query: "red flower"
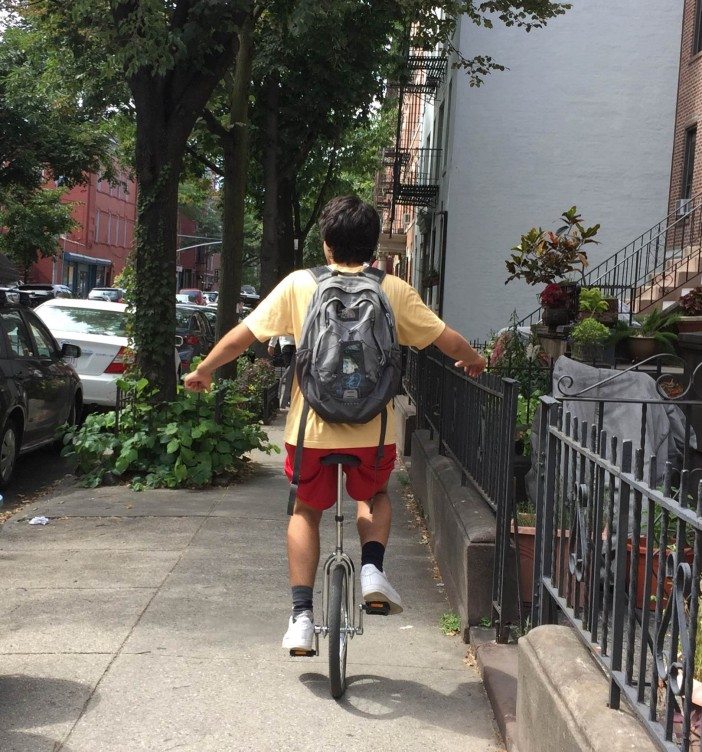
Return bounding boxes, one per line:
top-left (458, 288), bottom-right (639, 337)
top-left (539, 283), bottom-right (569, 308)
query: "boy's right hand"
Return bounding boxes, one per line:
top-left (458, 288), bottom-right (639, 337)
top-left (455, 353), bottom-right (487, 379)
top-left (183, 367), bottom-right (212, 392)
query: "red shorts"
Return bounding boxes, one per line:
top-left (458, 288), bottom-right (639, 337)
top-left (284, 443), bottom-right (397, 511)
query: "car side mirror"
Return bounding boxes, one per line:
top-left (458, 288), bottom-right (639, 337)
top-left (174, 335), bottom-right (184, 347)
top-left (61, 343), bottom-right (81, 358)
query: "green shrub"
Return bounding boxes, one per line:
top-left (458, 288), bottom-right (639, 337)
top-left (61, 377), bottom-right (278, 490)
top-left (571, 317), bottom-right (609, 344)
top-left (578, 287), bottom-right (609, 314)
top-left (233, 358), bottom-right (279, 422)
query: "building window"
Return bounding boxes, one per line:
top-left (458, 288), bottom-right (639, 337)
top-left (695, 0), bottom-right (702, 54)
top-left (682, 126), bottom-right (697, 199)
top-left (443, 79), bottom-right (453, 171)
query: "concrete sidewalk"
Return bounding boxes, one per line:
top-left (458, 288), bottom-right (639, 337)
top-left (0, 416), bottom-right (502, 752)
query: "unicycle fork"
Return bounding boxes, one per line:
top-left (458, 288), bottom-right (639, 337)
top-left (317, 454), bottom-right (365, 699)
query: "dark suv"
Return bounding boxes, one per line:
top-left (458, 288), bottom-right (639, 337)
top-left (0, 289), bottom-right (83, 486)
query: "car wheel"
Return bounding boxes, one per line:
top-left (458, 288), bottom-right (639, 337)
top-left (0, 417), bottom-right (20, 488)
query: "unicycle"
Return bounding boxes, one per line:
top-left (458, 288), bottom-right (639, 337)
top-left (288, 453), bottom-right (390, 699)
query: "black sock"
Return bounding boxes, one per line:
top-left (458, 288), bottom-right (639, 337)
top-left (291, 585), bottom-right (313, 618)
top-left (361, 541), bottom-right (385, 572)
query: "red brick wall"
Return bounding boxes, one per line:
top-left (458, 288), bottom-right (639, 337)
top-left (669, 0), bottom-right (702, 211)
top-left (32, 169), bottom-right (137, 287)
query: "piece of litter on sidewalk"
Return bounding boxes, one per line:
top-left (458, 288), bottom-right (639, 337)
top-left (28, 516), bottom-right (50, 526)
top-left (399, 625), bottom-right (414, 630)
top-left (435, 582), bottom-right (444, 587)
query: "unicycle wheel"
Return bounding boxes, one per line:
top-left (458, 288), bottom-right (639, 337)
top-left (328, 563), bottom-right (349, 698)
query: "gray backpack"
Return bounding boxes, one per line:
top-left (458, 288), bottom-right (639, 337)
top-left (287, 266), bottom-right (402, 513)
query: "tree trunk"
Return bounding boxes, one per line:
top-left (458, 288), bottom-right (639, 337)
top-left (216, 23), bottom-right (253, 381)
top-left (132, 99), bottom-right (182, 401)
top-left (278, 175), bottom-right (295, 275)
top-left (260, 76), bottom-right (280, 298)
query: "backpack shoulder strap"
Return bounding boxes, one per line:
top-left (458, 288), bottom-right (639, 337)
top-left (308, 266), bottom-right (332, 284)
top-left (363, 266), bottom-right (386, 285)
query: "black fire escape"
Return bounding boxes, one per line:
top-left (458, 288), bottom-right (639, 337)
top-left (376, 51), bottom-right (447, 233)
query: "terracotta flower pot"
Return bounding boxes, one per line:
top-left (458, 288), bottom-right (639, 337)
top-left (628, 335), bottom-right (659, 362)
top-left (625, 537), bottom-right (694, 611)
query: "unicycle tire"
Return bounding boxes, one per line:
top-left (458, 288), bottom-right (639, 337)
top-left (328, 563), bottom-right (348, 699)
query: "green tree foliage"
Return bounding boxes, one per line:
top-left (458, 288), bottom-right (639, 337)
top-left (0, 190), bottom-right (75, 276)
top-left (0, 23), bottom-right (113, 271)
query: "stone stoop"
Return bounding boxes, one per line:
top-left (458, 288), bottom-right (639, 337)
top-left (470, 626), bottom-right (520, 752)
top-left (409, 429), bottom-right (499, 640)
top-left (517, 626), bottom-right (657, 752)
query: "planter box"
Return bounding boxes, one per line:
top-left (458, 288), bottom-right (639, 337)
top-left (678, 316), bottom-right (702, 334)
top-left (535, 329), bottom-right (568, 360)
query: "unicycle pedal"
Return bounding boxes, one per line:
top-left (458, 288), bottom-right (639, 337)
top-left (363, 600), bottom-right (390, 616)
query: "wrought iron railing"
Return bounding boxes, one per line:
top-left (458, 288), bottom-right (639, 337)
top-left (519, 196), bottom-right (702, 328)
top-left (531, 361), bottom-right (702, 751)
top-left (403, 345), bottom-right (519, 640)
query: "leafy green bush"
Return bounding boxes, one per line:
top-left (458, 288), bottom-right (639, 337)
top-left (61, 377), bottom-right (278, 489)
top-left (233, 358), bottom-right (279, 421)
top-left (578, 287), bottom-right (609, 314)
top-left (571, 317), bottom-right (609, 344)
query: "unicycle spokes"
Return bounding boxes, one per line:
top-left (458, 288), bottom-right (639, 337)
top-left (328, 563), bottom-right (349, 698)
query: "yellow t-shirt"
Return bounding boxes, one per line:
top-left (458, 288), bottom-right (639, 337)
top-left (244, 266), bottom-right (445, 448)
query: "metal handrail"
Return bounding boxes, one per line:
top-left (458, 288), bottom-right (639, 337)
top-left (518, 194), bottom-right (702, 327)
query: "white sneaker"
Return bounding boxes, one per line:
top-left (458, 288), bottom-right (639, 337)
top-left (282, 610), bottom-right (315, 653)
top-left (361, 564), bottom-right (403, 614)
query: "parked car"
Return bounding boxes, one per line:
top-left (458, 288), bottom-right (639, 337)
top-left (203, 291), bottom-right (218, 306)
top-left (35, 299), bottom-right (180, 407)
top-left (13, 283), bottom-right (73, 308)
top-left (0, 288), bottom-right (82, 486)
top-left (240, 286), bottom-right (259, 309)
top-left (88, 287), bottom-right (126, 303)
top-left (178, 288), bottom-right (206, 306)
top-left (175, 304), bottom-right (215, 371)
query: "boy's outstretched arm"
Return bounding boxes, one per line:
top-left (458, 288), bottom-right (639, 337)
top-left (183, 323), bottom-right (257, 392)
top-left (433, 325), bottom-right (487, 379)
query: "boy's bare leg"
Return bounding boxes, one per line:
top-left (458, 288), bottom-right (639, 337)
top-left (356, 485), bottom-right (391, 546)
top-left (287, 500), bottom-right (323, 587)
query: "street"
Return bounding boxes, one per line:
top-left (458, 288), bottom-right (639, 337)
top-left (0, 445), bottom-right (73, 524)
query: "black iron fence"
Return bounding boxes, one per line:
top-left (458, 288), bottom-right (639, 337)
top-left (403, 345), bottom-right (519, 639)
top-left (531, 368), bottom-right (702, 751)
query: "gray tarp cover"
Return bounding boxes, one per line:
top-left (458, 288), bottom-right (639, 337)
top-left (527, 357), bottom-right (695, 504)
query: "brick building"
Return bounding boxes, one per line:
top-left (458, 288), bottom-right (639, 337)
top-left (32, 170), bottom-right (137, 296)
top-left (176, 213), bottom-right (219, 292)
top-left (669, 0), bottom-right (702, 212)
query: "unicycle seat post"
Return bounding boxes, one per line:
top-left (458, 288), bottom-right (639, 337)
top-left (319, 453), bottom-right (361, 556)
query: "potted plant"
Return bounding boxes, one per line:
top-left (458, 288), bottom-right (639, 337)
top-left (505, 206), bottom-right (600, 317)
top-left (578, 287), bottom-right (618, 325)
top-left (628, 309), bottom-right (681, 361)
top-left (539, 283), bottom-right (571, 329)
top-left (570, 317), bottom-right (612, 364)
top-left (678, 287), bottom-right (702, 333)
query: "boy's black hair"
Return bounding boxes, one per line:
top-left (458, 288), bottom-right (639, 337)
top-left (318, 195), bottom-right (380, 265)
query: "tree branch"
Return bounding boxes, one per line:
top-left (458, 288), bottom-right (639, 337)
top-left (185, 144), bottom-right (224, 176)
top-left (301, 149), bottom-right (338, 243)
top-left (201, 108), bottom-right (231, 141)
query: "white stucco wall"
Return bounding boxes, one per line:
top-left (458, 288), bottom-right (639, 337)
top-left (438, 0), bottom-right (683, 340)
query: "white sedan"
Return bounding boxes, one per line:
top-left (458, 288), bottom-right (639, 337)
top-left (35, 299), bottom-right (180, 407)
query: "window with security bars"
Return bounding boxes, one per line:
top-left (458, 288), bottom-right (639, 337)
top-left (682, 125), bottom-right (697, 199)
top-left (695, 0), bottom-right (702, 54)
